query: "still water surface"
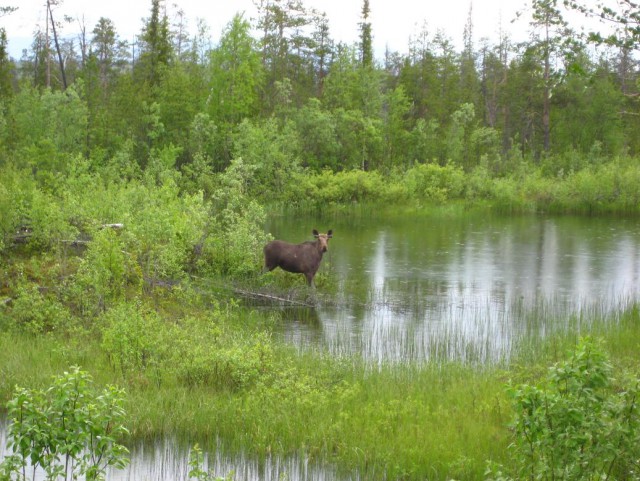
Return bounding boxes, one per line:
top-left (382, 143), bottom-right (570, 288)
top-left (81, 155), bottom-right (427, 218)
top-left (265, 210), bottom-right (640, 364)
top-left (0, 430), bottom-right (353, 481)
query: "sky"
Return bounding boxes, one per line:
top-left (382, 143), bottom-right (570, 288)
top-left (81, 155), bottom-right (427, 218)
top-left (2, 0), bottom-right (529, 60)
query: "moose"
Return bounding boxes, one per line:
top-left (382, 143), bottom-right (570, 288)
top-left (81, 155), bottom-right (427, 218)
top-left (263, 229), bottom-right (333, 287)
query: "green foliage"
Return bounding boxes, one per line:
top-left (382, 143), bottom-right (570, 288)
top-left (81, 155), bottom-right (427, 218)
top-left (405, 162), bottom-right (466, 203)
top-left (291, 168), bottom-right (395, 205)
top-left (232, 118), bottom-right (301, 197)
top-left (2, 284), bottom-right (70, 336)
top-left (8, 85), bottom-right (88, 166)
top-left (0, 366), bottom-right (129, 481)
top-left (446, 102), bottom-right (476, 169)
top-left (185, 113), bottom-right (219, 175)
top-left (489, 338), bottom-right (640, 480)
top-left (73, 227), bottom-right (141, 315)
top-left (125, 181), bottom-right (208, 281)
top-left (187, 444), bottom-right (233, 481)
top-left (0, 167), bottom-right (31, 251)
top-left (409, 118), bottom-right (442, 164)
top-left (291, 98), bottom-right (340, 171)
top-left (208, 14), bottom-right (263, 125)
top-left (174, 330), bottom-right (274, 390)
top-left (100, 302), bottom-right (165, 377)
top-left (200, 157), bottom-right (270, 277)
top-left (333, 107), bottom-right (383, 171)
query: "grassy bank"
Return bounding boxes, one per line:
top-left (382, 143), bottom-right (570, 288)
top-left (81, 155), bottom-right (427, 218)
top-left (1, 285), bottom-right (639, 480)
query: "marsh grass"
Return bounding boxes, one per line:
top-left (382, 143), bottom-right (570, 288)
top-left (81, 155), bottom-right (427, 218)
top-left (1, 282), bottom-right (639, 481)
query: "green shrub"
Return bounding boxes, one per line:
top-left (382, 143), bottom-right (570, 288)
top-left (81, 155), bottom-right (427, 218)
top-left (488, 337), bottom-right (640, 480)
top-left (188, 443), bottom-right (234, 481)
top-left (199, 158), bottom-right (269, 277)
top-left (0, 366), bottom-right (129, 481)
top-left (100, 303), bottom-right (165, 377)
top-left (405, 163), bottom-right (465, 203)
top-left (2, 284), bottom-right (70, 335)
top-left (174, 331), bottom-right (274, 390)
top-left (73, 228), bottom-right (141, 315)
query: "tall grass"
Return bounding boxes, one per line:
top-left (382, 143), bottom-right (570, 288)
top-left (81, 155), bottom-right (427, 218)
top-left (2, 299), bottom-right (639, 480)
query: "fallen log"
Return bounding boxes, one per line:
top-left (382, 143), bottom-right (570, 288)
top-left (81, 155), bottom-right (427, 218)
top-left (232, 287), bottom-right (316, 307)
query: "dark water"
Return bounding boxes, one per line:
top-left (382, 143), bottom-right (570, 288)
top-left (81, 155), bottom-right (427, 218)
top-left (265, 210), bottom-right (640, 364)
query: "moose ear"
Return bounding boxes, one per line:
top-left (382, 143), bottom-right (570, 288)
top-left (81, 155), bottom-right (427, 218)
top-left (327, 230), bottom-right (333, 237)
top-left (313, 229), bottom-right (319, 237)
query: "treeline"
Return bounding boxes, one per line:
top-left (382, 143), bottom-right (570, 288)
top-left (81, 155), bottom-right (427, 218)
top-left (0, 0), bottom-right (638, 182)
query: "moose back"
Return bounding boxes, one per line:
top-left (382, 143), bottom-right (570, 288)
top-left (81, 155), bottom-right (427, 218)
top-left (263, 229), bottom-right (333, 287)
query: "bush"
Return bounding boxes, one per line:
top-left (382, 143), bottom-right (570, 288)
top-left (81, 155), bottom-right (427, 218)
top-left (2, 284), bottom-right (71, 335)
top-left (100, 303), bottom-right (165, 378)
top-left (174, 330), bottom-right (274, 390)
top-left (488, 337), bottom-right (640, 480)
top-left (198, 158), bottom-right (270, 277)
top-left (0, 366), bottom-right (129, 481)
top-left (405, 163), bottom-right (465, 203)
top-left (72, 228), bottom-right (141, 315)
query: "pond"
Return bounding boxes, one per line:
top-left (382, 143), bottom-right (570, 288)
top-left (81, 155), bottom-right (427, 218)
top-left (264, 208), bottom-right (640, 365)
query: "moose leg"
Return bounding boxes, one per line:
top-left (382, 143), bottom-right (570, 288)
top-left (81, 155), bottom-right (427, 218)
top-left (305, 272), bottom-right (316, 287)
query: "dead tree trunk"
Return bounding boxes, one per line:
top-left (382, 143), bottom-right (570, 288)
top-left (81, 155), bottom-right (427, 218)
top-left (48, 0), bottom-right (67, 89)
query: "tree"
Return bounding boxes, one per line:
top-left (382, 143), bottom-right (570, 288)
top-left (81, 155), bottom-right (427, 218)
top-left (291, 98), bottom-right (339, 170)
top-left (0, 5), bottom-right (17, 17)
top-left (0, 7), bottom-right (17, 96)
top-left (528, 0), bottom-right (576, 153)
top-left (46, 0), bottom-right (68, 89)
top-left (489, 338), bottom-right (640, 480)
top-left (91, 17), bottom-right (128, 90)
top-left (171, 6), bottom-right (191, 60)
top-left (382, 85), bottom-right (411, 169)
top-left (207, 14), bottom-right (264, 166)
top-left (460, 3), bottom-right (481, 107)
top-left (432, 32), bottom-right (463, 127)
top-left (0, 367), bottom-right (130, 481)
top-left (400, 22), bottom-right (438, 119)
top-left (563, 0), bottom-right (640, 50)
top-left (0, 28), bottom-right (13, 98)
top-left (209, 14), bottom-right (263, 125)
top-left (255, 0), bottom-right (317, 107)
top-left (478, 34), bottom-right (509, 132)
top-left (359, 0), bottom-right (373, 68)
top-left (550, 49), bottom-right (625, 158)
top-left (311, 12), bottom-right (333, 96)
top-left (136, 0), bottom-right (173, 88)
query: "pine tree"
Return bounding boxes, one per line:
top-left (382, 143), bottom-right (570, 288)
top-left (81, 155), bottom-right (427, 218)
top-left (359, 0), bottom-right (373, 68)
top-left (0, 28), bottom-right (13, 98)
top-left (136, 0), bottom-right (173, 88)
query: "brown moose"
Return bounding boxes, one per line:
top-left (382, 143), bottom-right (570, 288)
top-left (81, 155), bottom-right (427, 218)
top-left (263, 229), bottom-right (333, 287)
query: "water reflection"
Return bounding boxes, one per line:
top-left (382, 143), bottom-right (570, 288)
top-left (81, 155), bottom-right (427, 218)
top-left (0, 429), bottom-right (353, 481)
top-left (266, 213), bottom-right (640, 364)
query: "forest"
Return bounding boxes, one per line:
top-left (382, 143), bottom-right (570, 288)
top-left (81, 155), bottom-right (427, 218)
top-left (1, 0), bottom-right (640, 479)
top-left (0, 0), bottom-right (639, 179)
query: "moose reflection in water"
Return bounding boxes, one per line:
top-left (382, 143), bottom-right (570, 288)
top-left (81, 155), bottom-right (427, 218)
top-left (263, 229), bottom-right (333, 287)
